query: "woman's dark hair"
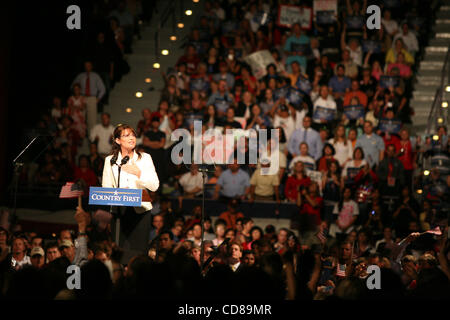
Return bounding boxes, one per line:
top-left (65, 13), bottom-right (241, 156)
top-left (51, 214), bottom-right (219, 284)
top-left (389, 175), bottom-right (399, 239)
top-left (353, 147), bottom-right (365, 160)
top-left (323, 143), bottom-right (336, 156)
top-left (338, 187), bottom-right (354, 211)
top-left (250, 226), bottom-right (264, 240)
top-left (326, 160), bottom-right (341, 178)
top-left (111, 124), bottom-right (141, 160)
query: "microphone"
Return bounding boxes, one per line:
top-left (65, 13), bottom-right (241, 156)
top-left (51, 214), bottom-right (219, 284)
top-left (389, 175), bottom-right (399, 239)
top-left (121, 156), bottom-right (130, 166)
top-left (110, 155), bottom-right (118, 166)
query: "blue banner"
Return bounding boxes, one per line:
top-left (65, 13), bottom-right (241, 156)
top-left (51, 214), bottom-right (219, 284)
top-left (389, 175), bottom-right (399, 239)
top-left (89, 187), bottom-right (142, 207)
top-left (380, 76), bottom-right (400, 89)
top-left (316, 11), bottom-right (335, 24)
top-left (313, 106), bottom-right (336, 121)
top-left (274, 86), bottom-right (289, 101)
top-left (286, 87), bottom-right (305, 107)
top-left (378, 118), bottom-right (402, 134)
top-left (346, 16), bottom-right (364, 29)
top-left (291, 43), bottom-right (310, 54)
top-left (344, 104), bottom-right (365, 120)
top-left (362, 40), bottom-right (381, 53)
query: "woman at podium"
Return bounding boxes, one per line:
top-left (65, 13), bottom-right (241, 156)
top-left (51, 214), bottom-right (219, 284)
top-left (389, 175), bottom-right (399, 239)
top-left (102, 124), bottom-right (159, 263)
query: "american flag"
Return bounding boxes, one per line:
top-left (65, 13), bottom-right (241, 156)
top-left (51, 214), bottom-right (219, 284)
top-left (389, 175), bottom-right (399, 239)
top-left (59, 182), bottom-right (84, 198)
top-left (336, 264), bottom-right (346, 277)
top-left (426, 226), bottom-right (442, 236)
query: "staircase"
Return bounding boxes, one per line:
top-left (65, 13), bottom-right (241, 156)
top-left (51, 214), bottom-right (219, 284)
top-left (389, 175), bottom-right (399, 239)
top-left (104, 0), bottom-right (204, 129)
top-left (412, 1), bottom-right (450, 134)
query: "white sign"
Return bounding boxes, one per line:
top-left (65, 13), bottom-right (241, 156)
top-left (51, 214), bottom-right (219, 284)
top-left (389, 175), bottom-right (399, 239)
top-left (243, 50), bottom-right (277, 80)
top-left (277, 5), bottom-right (312, 29)
top-left (313, 0), bottom-right (337, 13)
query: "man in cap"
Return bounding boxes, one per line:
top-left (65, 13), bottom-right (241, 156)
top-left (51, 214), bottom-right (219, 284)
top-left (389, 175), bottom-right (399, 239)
top-left (30, 247), bottom-right (45, 269)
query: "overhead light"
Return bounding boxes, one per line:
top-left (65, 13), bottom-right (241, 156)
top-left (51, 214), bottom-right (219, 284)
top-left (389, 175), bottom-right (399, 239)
top-left (145, 78), bottom-right (152, 83)
top-left (424, 170), bottom-right (430, 176)
top-left (135, 92), bottom-right (143, 98)
top-left (138, 20), bottom-right (143, 25)
top-left (193, 0), bottom-right (199, 3)
top-left (177, 23), bottom-right (184, 28)
top-left (126, 107), bottom-right (133, 113)
top-left (437, 117), bottom-right (444, 123)
top-left (161, 49), bottom-right (169, 55)
top-left (170, 35), bottom-right (177, 41)
top-left (153, 62), bottom-right (160, 69)
top-left (185, 10), bottom-right (193, 16)
top-left (433, 134), bottom-right (439, 141)
top-left (446, 85), bottom-right (450, 92)
top-left (416, 189), bottom-right (423, 194)
top-left (442, 101), bottom-right (448, 108)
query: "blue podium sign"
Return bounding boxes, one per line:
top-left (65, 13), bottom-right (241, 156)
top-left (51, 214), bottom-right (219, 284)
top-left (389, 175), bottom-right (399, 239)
top-left (88, 187), bottom-right (142, 207)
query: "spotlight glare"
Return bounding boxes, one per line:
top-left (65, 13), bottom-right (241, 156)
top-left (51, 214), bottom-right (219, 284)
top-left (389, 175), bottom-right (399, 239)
top-left (433, 134), bottom-right (439, 141)
top-left (153, 62), bottom-right (160, 69)
top-left (193, 0), bottom-right (199, 3)
top-left (177, 23), bottom-right (184, 28)
top-left (185, 10), bottom-right (192, 16)
top-left (126, 107), bottom-right (133, 113)
top-left (135, 92), bottom-right (143, 98)
top-left (170, 35), bottom-right (177, 41)
top-left (145, 78), bottom-right (152, 83)
top-left (446, 85), bottom-right (450, 92)
top-left (442, 101), bottom-right (448, 108)
top-left (416, 189), bottom-right (423, 194)
top-left (424, 170), bottom-right (430, 176)
top-left (437, 118), bottom-right (444, 124)
top-left (161, 49), bottom-right (169, 55)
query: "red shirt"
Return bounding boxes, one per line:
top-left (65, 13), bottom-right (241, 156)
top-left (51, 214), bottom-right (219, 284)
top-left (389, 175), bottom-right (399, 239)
top-left (301, 196), bottom-right (323, 225)
top-left (285, 175), bottom-right (312, 202)
top-left (73, 167), bottom-right (98, 191)
top-left (317, 157), bottom-right (338, 172)
top-left (398, 139), bottom-right (414, 170)
top-left (219, 211), bottom-right (245, 230)
top-left (383, 134), bottom-right (401, 153)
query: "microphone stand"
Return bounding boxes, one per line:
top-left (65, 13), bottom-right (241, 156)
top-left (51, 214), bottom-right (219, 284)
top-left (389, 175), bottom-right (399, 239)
top-left (198, 165), bottom-right (216, 268)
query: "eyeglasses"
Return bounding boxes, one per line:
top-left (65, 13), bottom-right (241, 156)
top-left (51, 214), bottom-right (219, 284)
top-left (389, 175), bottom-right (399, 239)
top-left (121, 133), bottom-right (136, 138)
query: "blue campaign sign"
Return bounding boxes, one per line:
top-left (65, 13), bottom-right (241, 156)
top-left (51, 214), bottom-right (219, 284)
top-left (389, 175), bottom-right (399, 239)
top-left (316, 11), bottom-right (335, 25)
top-left (89, 187), bottom-right (142, 207)
top-left (313, 106), bottom-right (336, 122)
top-left (379, 76), bottom-right (400, 89)
top-left (362, 40), bottom-right (381, 53)
top-left (344, 104), bottom-right (365, 120)
top-left (378, 118), bottom-right (402, 134)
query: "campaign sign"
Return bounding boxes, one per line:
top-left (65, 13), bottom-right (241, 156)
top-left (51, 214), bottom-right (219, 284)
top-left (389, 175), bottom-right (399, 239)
top-left (286, 87), bottom-right (305, 107)
top-left (346, 16), bottom-right (365, 29)
top-left (346, 167), bottom-right (362, 180)
top-left (379, 76), bottom-right (400, 88)
top-left (296, 76), bottom-right (312, 94)
top-left (344, 104), bottom-right (365, 120)
top-left (291, 43), bottom-right (310, 55)
top-left (362, 40), bottom-right (381, 53)
top-left (190, 78), bottom-right (207, 92)
top-left (277, 5), bottom-right (312, 29)
top-left (214, 99), bottom-right (230, 113)
top-left (274, 86), bottom-right (289, 100)
top-left (89, 187), bottom-right (142, 207)
top-left (313, 106), bottom-right (336, 121)
top-left (316, 11), bottom-right (336, 24)
top-left (378, 118), bottom-right (402, 134)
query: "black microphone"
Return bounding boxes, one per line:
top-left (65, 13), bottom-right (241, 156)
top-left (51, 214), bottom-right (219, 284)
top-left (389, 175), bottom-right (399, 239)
top-left (110, 155), bottom-right (118, 166)
top-left (121, 156), bottom-right (130, 166)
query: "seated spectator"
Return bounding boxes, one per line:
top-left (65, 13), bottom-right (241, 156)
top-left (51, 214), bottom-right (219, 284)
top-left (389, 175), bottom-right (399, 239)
top-left (284, 23), bottom-right (310, 73)
top-left (387, 52), bottom-right (412, 79)
top-left (207, 80), bottom-right (233, 117)
top-left (343, 80), bottom-right (368, 108)
top-left (213, 62), bottom-right (235, 91)
top-left (187, 223), bottom-right (203, 247)
top-left (178, 164), bottom-right (203, 197)
top-left (177, 44), bottom-right (201, 75)
top-left (245, 104), bottom-right (271, 130)
top-left (355, 121), bottom-right (385, 168)
top-left (73, 154), bottom-right (98, 192)
top-left (272, 103), bottom-right (296, 142)
top-left (89, 142), bottom-right (104, 179)
top-left (342, 147), bottom-right (367, 186)
top-left (334, 49), bottom-right (358, 79)
top-left (220, 108), bottom-right (242, 129)
top-left (313, 85), bottom-right (338, 128)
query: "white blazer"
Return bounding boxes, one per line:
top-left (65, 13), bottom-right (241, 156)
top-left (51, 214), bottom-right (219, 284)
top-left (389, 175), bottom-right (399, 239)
top-left (102, 151), bottom-right (160, 213)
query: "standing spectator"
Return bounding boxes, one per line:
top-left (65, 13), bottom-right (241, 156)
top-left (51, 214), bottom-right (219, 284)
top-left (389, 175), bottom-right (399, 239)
top-left (45, 242), bottom-right (61, 263)
top-left (66, 83), bottom-right (87, 139)
top-left (397, 128), bottom-right (416, 188)
top-left (142, 116), bottom-right (166, 186)
top-left (328, 65), bottom-right (351, 103)
top-left (289, 142), bottom-right (316, 173)
top-left (30, 247), bottom-right (45, 269)
top-left (73, 155), bottom-right (98, 191)
top-left (355, 121), bottom-right (385, 168)
top-left (219, 199), bottom-right (245, 230)
top-left (329, 124), bottom-right (353, 167)
top-left (321, 161), bottom-right (342, 222)
top-left (136, 108), bottom-right (152, 138)
top-left (91, 32), bottom-right (115, 104)
top-left (89, 142), bottom-right (104, 179)
top-left (317, 143), bottom-right (339, 173)
top-left (377, 144), bottom-right (405, 196)
top-left (213, 160), bottom-right (250, 201)
top-left (297, 182), bottom-right (323, 231)
top-left (342, 147), bottom-right (367, 186)
top-left (329, 187), bottom-right (359, 239)
top-left (288, 116), bottom-right (323, 160)
top-left (10, 237), bottom-right (31, 270)
top-left (343, 80), bottom-right (368, 108)
top-left (393, 23), bottom-right (419, 56)
top-left (249, 159), bottom-right (280, 203)
top-left (178, 164), bottom-right (203, 197)
top-left (72, 60), bottom-right (106, 131)
top-left (109, 1), bottom-right (135, 54)
top-left (284, 23), bottom-right (310, 73)
top-left (89, 112), bottom-right (114, 157)
top-left (285, 161), bottom-right (312, 203)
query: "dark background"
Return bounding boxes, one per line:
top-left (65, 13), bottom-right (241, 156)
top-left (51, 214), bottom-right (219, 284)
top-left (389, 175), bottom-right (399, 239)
top-left (1, 0), bottom-right (104, 204)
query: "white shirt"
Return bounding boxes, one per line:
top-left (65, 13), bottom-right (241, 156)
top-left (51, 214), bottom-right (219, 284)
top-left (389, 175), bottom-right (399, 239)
top-left (382, 19), bottom-right (398, 35)
top-left (328, 139), bottom-right (353, 167)
top-left (11, 255), bottom-right (31, 269)
top-left (313, 96), bottom-right (337, 123)
top-left (289, 155), bottom-right (316, 172)
top-left (90, 124), bottom-right (115, 155)
top-left (295, 109), bottom-right (308, 130)
top-left (393, 32), bottom-right (419, 53)
top-left (342, 159), bottom-right (367, 178)
top-left (102, 151), bottom-right (160, 213)
top-left (179, 171), bottom-right (203, 195)
top-left (230, 261), bottom-right (241, 272)
top-left (273, 115), bottom-right (295, 141)
top-left (346, 45), bottom-right (363, 67)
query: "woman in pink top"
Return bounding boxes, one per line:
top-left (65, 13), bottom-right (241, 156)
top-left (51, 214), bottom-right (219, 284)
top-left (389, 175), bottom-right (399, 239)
top-left (370, 60), bottom-right (384, 81)
top-left (66, 83), bottom-right (87, 139)
top-left (387, 52), bottom-right (412, 78)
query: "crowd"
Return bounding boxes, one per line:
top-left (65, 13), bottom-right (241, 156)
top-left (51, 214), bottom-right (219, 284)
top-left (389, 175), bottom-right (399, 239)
top-left (3, 0), bottom-right (450, 300)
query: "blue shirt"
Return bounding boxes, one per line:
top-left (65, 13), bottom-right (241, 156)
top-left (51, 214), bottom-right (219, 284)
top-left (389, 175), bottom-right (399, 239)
top-left (355, 133), bottom-right (385, 167)
top-left (207, 92), bottom-right (233, 113)
top-left (287, 128), bottom-right (323, 160)
top-left (284, 35), bottom-right (310, 72)
top-left (328, 76), bottom-right (351, 93)
top-left (217, 169), bottom-right (250, 198)
top-left (72, 72), bottom-right (106, 99)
